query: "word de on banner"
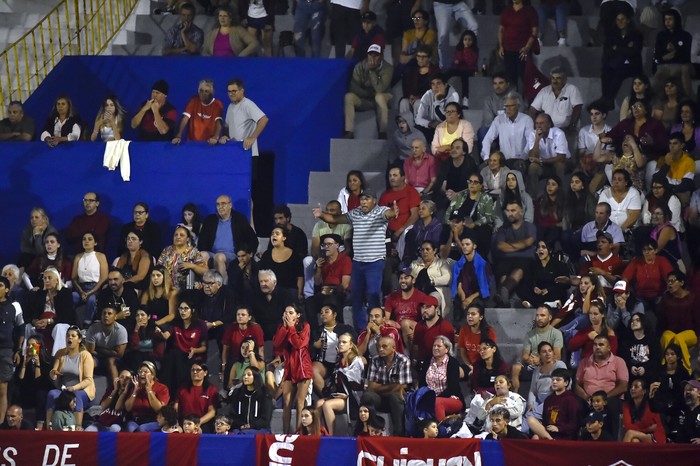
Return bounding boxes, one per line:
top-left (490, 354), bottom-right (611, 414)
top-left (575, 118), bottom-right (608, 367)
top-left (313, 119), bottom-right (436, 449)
top-left (356, 436), bottom-right (482, 466)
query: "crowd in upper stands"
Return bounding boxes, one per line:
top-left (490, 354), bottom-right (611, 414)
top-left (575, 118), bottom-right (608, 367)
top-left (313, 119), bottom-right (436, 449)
top-left (1, 0), bottom-right (700, 445)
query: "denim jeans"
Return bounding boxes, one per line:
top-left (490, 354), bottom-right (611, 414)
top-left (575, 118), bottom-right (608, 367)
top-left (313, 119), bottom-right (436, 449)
top-left (73, 281), bottom-right (97, 323)
top-left (351, 259), bottom-right (384, 329)
top-left (537, 3), bottom-right (569, 36)
top-left (433, 1), bottom-right (478, 68)
top-left (293, 0), bottom-right (326, 57)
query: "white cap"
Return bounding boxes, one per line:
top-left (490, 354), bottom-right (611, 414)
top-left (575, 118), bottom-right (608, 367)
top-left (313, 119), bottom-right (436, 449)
top-left (367, 44), bottom-right (382, 54)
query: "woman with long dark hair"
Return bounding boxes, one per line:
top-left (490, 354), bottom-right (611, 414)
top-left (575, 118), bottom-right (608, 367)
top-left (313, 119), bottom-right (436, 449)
top-left (115, 229), bottom-right (151, 289)
top-left (228, 366), bottom-right (272, 434)
top-left (671, 100), bottom-right (700, 155)
top-left (469, 338), bottom-right (509, 397)
top-left (180, 203), bottom-right (203, 246)
top-left (622, 378), bottom-right (666, 443)
top-left (40, 95), bottom-right (82, 147)
top-left (352, 404), bottom-right (376, 436)
top-left (618, 74), bottom-right (654, 122)
top-left (123, 308), bottom-right (166, 371)
top-left (174, 362), bottom-right (219, 433)
top-left (258, 225), bottom-right (304, 300)
top-left (338, 170), bottom-right (366, 213)
top-left (23, 232), bottom-right (72, 291)
top-left (534, 176), bottom-right (565, 246)
top-left (457, 303), bottom-right (496, 374)
top-left (90, 94), bottom-right (126, 142)
top-left (561, 172), bottom-right (596, 261)
top-left (140, 266), bottom-right (178, 327)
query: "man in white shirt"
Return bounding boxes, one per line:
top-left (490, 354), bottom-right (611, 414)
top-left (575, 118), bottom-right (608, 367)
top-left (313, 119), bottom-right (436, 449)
top-left (481, 93), bottom-right (534, 174)
top-left (528, 67), bottom-right (582, 137)
top-left (219, 78), bottom-right (269, 156)
top-left (526, 113), bottom-right (570, 195)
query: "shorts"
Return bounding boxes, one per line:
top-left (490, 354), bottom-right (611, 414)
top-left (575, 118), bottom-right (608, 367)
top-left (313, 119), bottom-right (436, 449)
top-left (0, 348), bottom-right (14, 382)
top-left (247, 15), bottom-right (274, 31)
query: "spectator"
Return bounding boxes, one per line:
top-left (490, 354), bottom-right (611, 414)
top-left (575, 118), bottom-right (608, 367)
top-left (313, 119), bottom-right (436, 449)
top-left (114, 230), bottom-right (151, 290)
top-left (579, 202), bottom-right (624, 258)
top-left (452, 173), bottom-right (498, 257)
top-left (227, 366), bottom-right (272, 434)
top-left (227, 243), bottom-right (261, 307)
top-left (452, 235), bottom-right (494, 321)
top-left (0, 405), bottom-right (33, 430)
top-left (22, 233), bottom-right (70, 296)
top-left (390, 117), bottom-right (427, 163)
top-left (457, 303), bottom-right (495, 374)
top-left (432, 0), bottom-right (477, 69)
top-left (480, 151), bottom-right (509, 197)
top-left (175, 362), bottom-right (219, 433)
top-left (198, 194), bottom-right (258, 284)
top-left (653, 7), bottom-right (693, 97)
top-left (533, 178), bottom-right (566, 247)
top-left (272, 304), bottom-right (313, 434)
top-left (436, 139), bottom-right (477, 213)
top-left (328, 0), bottom-right (363, 60)
top-left (202, 6), bottom-right (259, 57)
top-left (309, 231), bottom-right (351, 303)
top-left (579, 411), bottom-right (614, 441)
top-left (85, 307), bottom-right (127, 382)
top-left (619, 313), bottom-right (661, 386)
top-left (70, 232), bottom-right (108, 325)
top-left (84, 369), bottom-right (132, 432)
top-left (524, 341), bottom-right (567, 430)
top-left (415, 73), bottom-right (460, 143)
top-left (498, 0), bottom-right (538, 90)
top-left (659, 271), bottom-right (699, 373)
top-left (399, 45), bottom-right (438, 121)
top-left (297, 406), bottom-right (328, 435)
top-left (596, 133), bottom-right (646, 194)
top-left (648, 342), bottom-right (689, 439)
top-left (224, 333), bottom-right (265, 392)
top-left (619, 74), bottom-right (655, 123)
top-left (578, 101), bottom-right (613, 190)
top-left (412, 295), bottom-right (455, 362)
top-left (603, 99), bottom-right (669, 162)
top-left (140, 266), bottom-right (178, 327)
top-left (655, 132), bottom-right (696, 205)
top-left (418, 335), bottom-right (464, 421)
top-left (671, 101), bottom-right (700, 155)
top-left (597, 169), bottom-right (642, 232)
top-left (337, 169), bottom-right (366, 213)
top-left (561, 173), bottom-right (596, 261)
top-left (90, 94), bottom-right (126, 142)
top-left (384, 266), bottom-right (426, 350)
top-left (118, 201), bottom-right (162, 259)
top-left (580, 230), bottom-right (625, 300)
top-left (431, 102), bottom-right (475, 161)
top-left (311, 303), bottom-right (354, 396)
top-left (269, 204), bottom-right (309, 259)
top-left (622, 378), bottom-right (667, 443)
top-left (652, 77), bottom-right (684, 132)
top-left (347, 11), bottom-right (385, 61)
top-left (445, 30), bottom-right (479, 108)
top-left (172, 79), bottom-right (224, 145)
top-left (260, 225), bottom-right (304, 300)
top-left (123, 309), bottom-right (166, 371)
top-left (49, 390), bottom-right (77, 431)
top-left (251, 269), bottom-right (295, 340)
top-left (343, 45), bottom-right (393, 139)
top-left (622, 238), bottom-right (673, 306)
top-left (470, 339), bottom-right (509, 397)
top-left (242, 0), bottom-right (275, 57)
top-left (16, 335), bottom-right (52, 430)
top-left (357, 307), bottom-right (405, 359)
top-left (528, 368), bottom-right (581, 440)
top-left (404, 143), bottom-right (437, 195)
top-left (526, 113), bottom-right (570, 196)
top-left (554, 273), bottom-right (603, 339)
top-left (569, 299), bottom-right (618, 360)
top-left (125, 361), bottom-right (170, 432)
top-left (130, 80), bottom-right (177, 141)
top-left (39, 95), bottom-right (81, 147)
top-left (27, 267), bottom-right (75, 353)
top-left (380, 166), bottom-right (421, 258)
top-left (492, 200), bottom-right (536, 306)
top-left (409, 239), bottom-right (451, 317)
top-left (649, 205), bottom-right (684, 271)
top-left (361, 335), bottom-right (412, 436)
top-left (292, 0), bottom-right (326, 58)
top-left (214, 415), bottom-right (231, 435)
top-left (529, 68), bottom-right (582, 136)
top-left (65, 192), bottom-right (110, 254)
top-left (485, 406), bottom-right (528, 439)
top-left (398, 10), bottom-right (437, 66)
top-left (499, 170), bottom-right (533, 223)
top-left (96, 268), bottom-right (140, 333)
top-left (537, 0), bottom-right (569, 46)
top-left (352, 404), bottom-right (375, 436)
top-left (606, 279), bottom-right (647, 336)
top-left (197, 269), bottom-right (236, 356)
top-left (481, 93), bottom-right (534, 173)
top-left (219, 78), bottom-right (269, 155)
top-left (479, 73), bottom-right (525, 142)
top-left (17, 207), bottom-right (58, 270)
top-left (0, 101), bottom-right (34, 141)
top-left (675, 379), bottom-right (700, 443)
top-left (313, 189), bottom-right (397, 330)
top-left (601, 11), bottom-right (643, 108)
top-left (162, 2), bottom-right (203, 55)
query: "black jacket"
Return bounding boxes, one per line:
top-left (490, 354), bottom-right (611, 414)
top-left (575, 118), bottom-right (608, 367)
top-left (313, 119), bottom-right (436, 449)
top-left (227, 388), bottom-right (272, 431)
top-left (117, 219), bottom-right (162, 259)
top-left (198, 211), bottom-right (258, 255)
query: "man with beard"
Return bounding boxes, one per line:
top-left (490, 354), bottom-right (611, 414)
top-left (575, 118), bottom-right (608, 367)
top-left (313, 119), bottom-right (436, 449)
top-left (511, 304), bottom-right (563, 391)
top-left (130, 80), bottom-right (178, 141)
top-left (676, 379), bottom-right (700, 443)
top-left (492, 201), bottom-right (536, 306)
top-left (172, 79), bottom-right (224, 144)
top-left (85, 306), bottom-right (127, 382)
top-left (412, 294), bottom-right (455, 361)
top-left (452, 233), bottom-right (494, 319)
top-left (97, 267), bottom-right (140, 332)
top-left (385, 266), bottom-right (427, 351)
top-left (313, 188), bottom-right (398, 330)
top-left (415, 73), bottom-right (460, 142)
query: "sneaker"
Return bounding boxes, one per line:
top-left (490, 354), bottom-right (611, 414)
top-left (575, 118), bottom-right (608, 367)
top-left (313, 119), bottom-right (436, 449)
top-left (521, 300), bottom-right (532, 309)
top-left (557, 37), bottom-right (568, 47)
top-left (461, 97), bottom-right (469, 109)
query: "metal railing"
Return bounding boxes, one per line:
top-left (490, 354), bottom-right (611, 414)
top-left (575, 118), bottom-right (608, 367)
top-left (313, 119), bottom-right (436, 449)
top-left (0, 0), bottom-right (139, 119)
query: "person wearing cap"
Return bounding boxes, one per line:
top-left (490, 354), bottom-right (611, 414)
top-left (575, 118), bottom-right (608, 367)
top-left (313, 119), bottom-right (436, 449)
top-left (676, 379), bottom-right (700, 443)
top-left (174, 362), bottom-right (219, 433)
top-left (384, 265), bottom-right (428, 350)
top-left (313, 187), bottom-right (398, 330)
top-left (606, 279), bottom-right (647, 333)
top-left (343, 44), bottom-right (394, 139)
top-left (347, 11), bottom-right (386, 61)
top-left (579, 202), bottom-right (625, 258)
top-left (529, 368), bottom-right (581, 440)
top-left (390, 116), bottom-right (427, 162)
top-left (579, 229), bottom-right (625, 299)
top-left (432, 0), bottom-right (478, 69)
top-left (162, 2), bottom-right (204, 55)
top-left (579, 411), bottom-right (614, 441)
top-left (219, 78), bottom-right (269, 156)
top-left (130, 79), bottom-right (178, 141)
top-left (172, 78), bottom-right (224, 145)
top-left (526, 112), bottom-right (570, 197)
top-left (379, 166), bottom-right (421, 257)
top-left (412, 294), bottom-right (455, 362)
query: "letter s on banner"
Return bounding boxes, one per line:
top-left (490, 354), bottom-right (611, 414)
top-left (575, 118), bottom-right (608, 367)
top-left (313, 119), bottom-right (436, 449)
top-left (269, 437), bottom-right (295, 466)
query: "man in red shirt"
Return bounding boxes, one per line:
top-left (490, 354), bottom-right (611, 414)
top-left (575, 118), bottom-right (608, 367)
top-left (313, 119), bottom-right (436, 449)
top-left (171, 79), bottom-right (224, 144)
top-left (384, 266), bottom-right (427, 350)
top-left (579, 230), bottom-right (624, 299)
top-left (412, 293), bottom-right (455, 361)
top-left (379, 166), bottom-right (421, 258)
top-left (358, 307), bottom-right (405, 358)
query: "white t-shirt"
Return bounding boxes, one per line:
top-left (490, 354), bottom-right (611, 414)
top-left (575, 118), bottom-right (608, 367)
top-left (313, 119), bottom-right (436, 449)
top-left (598, 186), bottom-right (642, 228)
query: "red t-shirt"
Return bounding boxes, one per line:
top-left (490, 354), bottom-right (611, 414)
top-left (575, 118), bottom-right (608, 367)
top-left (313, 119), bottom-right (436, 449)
top-left (222, 323), bottom-right (264, 361)
top-left (500, 5), bottom-right (538, 52)
top-left (358, 324), bottom-right (405, 356)
top-left (183, 97), bottom-right (224, 141)
top-left (173, 320), bottom-right (208, 356)
top-left (413, 318), bottom-right (456, 360)
top-left (457, 325), bottom-right (497, 366)
top-left (320, 253), bottom-right (352, 288)
top-left (129, 382), bottom-right (170, 420)
top-left (385, 289), bottom-right (427, 323)
top-left (176, 384), bottom-right (219, 418)
top-left (379, 184), bottom-right (421, 233)
top-left (579, 253), bottom-right (625, 295)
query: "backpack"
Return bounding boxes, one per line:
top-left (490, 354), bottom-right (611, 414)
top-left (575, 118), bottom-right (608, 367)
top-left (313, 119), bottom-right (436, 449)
top-left (404, 386), bottom-right (436, 437)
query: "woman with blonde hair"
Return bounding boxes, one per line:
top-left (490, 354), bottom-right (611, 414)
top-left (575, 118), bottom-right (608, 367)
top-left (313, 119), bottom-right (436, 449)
top-left (140, 266), bottom-right (178, 327)
top-left (90, 94), bottom-right (126, 141)
top-left (18, 207), bottom-right (57, 268)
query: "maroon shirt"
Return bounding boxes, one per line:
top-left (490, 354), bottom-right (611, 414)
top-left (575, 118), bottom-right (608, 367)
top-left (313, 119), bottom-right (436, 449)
top-left (500, 5), bottom-right (538, 52)
top-left (412, 317), bottom-right (456, 360)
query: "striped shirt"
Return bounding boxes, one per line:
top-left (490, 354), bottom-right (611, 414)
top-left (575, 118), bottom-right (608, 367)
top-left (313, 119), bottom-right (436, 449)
top-left (346, 205), bottom-right (389, 262)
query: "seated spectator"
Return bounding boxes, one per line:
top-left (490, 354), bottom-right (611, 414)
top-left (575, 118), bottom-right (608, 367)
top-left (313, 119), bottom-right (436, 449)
top-left (457, 303), bottom-right (496, 373)
top-left (671, 101), bottom-right (700, 155)
top-left (65, 192), bottom-right (109, 254)
top-left (0, 405), bottom-right (34, 430)
top-left (585, 389), bottom-right (616, 438)
top-left (90, 94), bottom-right (125, 142)
top-left (84, 369), bottom-right (132, 432)
top-left (412, 294), bottom-right (455, 362)
top-left (603, 99), bottom-right (668, 163)
top-left (485, 406), bottom-right (528, 440)
top-left (622, 378), bottom-right (666, 443)
top-left (0, 101), bottom-right (34, 141)
top-left (174, 362), bottom-right (219, 433)
top-left (524, 341), bottom-right (567, 429)
top-left (23, 232), bottom-right (71, 291)
top-left (579, 411), bottom-right (614, 441)
top-left (140, 266), bottom-right (177, 327)
top-left (526, 113), bottom-right (570, 196)
top-left (172, 79), bottom-right (224, 144)
top-left (597, 169), bottom-right (642, 233)
top-left (227, 242), bottom-right (261, 306)
top-left (315, 332), bottom-right (365, 435)
top-left (512, 305), bottom-right (564, 392)
top-left (421, 418), bottom-right (438, 438)
top-left (675, 379), bottom-right (700, 443)
top-left (600, 11), bottom-right (643, 108)
top-left (554, 273), bottom-right (603, 340)
top-left (444, 30), bottom-right (478, 109)
top-left (85, 307), bottom-right (127, 382)
top-left (409, 239), bottom-right (451, 316)
top-left (40, 95), bottom-right (81, 147)
top-left (118, 200), bottom-right (163, 259)
top-left (272, 304), bottom-right (313, 434)
top-left (528, 368), bottom-right (581, 440)
top-left (578, 102), bottom-right (613, 191)
top-left (398, 45), bottom-right (438, 120)
top-left (596, 133), bottom-right (646, 193)
top-left (659, 271), bottom-right (699, 373)
top-left (466, 374), bottom-right (524, 433)
top-left (481, 93), bottom-right (534, 173)
top-left (268, 205), bottom-right (308, 260)
top-left (196, 269), bottom-right (236, 356)
top-left (202, 6), bottom-right (258, 57)
top-left (390, 117), bottom-right (427, 163)
top-left (343, 44), bottom-right (393, 139)
top-left (533, 178), bottom-right (565, 246)
top-left (606, 280), bottom-right (648, 336)
top-left (308, 232), bottom-right (351, 308)
top-left (297, 406), bottom-right (328, 436)
top-left (259, 225), bottom-right (304, 301)
top-left (452, 174), bottom-right (498, 258)
top-left (347, 11), bottom-right (385, 61)
top-left (619, 74), bottom-right (655, 123)
top-left (398, 9), bottom-right (437, 65)
top-left (452, 233), bottom-right (494, 320)
top-left (404, 142), bottom-right (437, 194)
top-left (158, 226), bottom-right (208, 291)
top-left (384, 266), bottom-right (427, 350)
top-left (623, 236), bottom-right (674, 306)
top-left (528, 68), bottom-right (582, 138)
top-left (16, 334), bottom-right (53, 430)
top-left (492, 200), bottom-right (536, 306)
top-left (579, 203), bottom-right (624, 259)
top-left (18, 207), bottom-right (57, 270)
top-left (49, 390), bottom-right (77, 431)
top-left (182, 414), bottom-right (201, 434)
top-left (499, 170), bottom-right (533, 224)
top-left (367, 413), bottom-right (386, 436)
top-left (226, 366), bottom-right (272, 434)
top-left (225, 337), bottom-right (265, 391)
top-left (125, 361), bottom-right (170, 432)
top-left (357, 307), bottom-right (405, 359)
top-left (352, 404), bottom-right (375, 436)
top-left (418, 335), bottom-right (464, 421)
top-left (162, 2), bottom-right (204, 55)
top-left (649, 342), bottom-right (690, 439)
top-left (619, 313), bottom-right (661, 386)
top-left (650, 204), bottom-right (684, 271)
top-left (640, 174), bottom-right (684, 234)
top-left (71, 231), bottom-right (108, 325)
top-left (655, 132), bottom-right (696, 205)
top-left (478, 74), bottom-right (525, 143)
top-left (221, 306), bottom-right (264, 385)
top-left (96, 268), bottom-right (140, 333)
top-left (568, 299), bottom-right (618, 361)
top-left (435, 138), bottom-right (477, 212)
top-left (360, 335), bottom-right (412, 436)
top-left (652, 7), bottom-right (693, 97)
top-left (213, 415), bottom-right (231, 435)
top-left (130, 80), bottom-right (177, 141)
top-left (47, 326), bottom-right (95, 429)
top-left (521, 241), bottom-right (570, 310)
top-left (123, 308), bottom-right (166, 371)
top-left (415, 73), bottom-right (460, 143)
top-left (114, 230), bottom-right (151, 290)
top-left (311, 303), bottom-right (355, 395)
top-left (470, 339), bottom-right (509, 397)
top-left (652, 77), bottom-right (684, 132)
top-left (431, 102), bottom-right (475, 161)
top-left (27, 266), bottom-right (75, 353)
top-left (337, 169), bottom-right (366, 213)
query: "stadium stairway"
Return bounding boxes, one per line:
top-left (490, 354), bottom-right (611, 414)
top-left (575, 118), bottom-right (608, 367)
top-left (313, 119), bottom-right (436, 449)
top-left (0, 0), bottom-right (61, 52)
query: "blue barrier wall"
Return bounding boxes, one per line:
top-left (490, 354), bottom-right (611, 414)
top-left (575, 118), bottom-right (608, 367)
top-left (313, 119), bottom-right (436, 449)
top-left (21, 56), bottom-right (354, 205)
top-left (0, 142), bottom-right (251, 264)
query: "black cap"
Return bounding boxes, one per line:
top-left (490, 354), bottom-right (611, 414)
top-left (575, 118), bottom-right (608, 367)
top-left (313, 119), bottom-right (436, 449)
top-left (596, 230), bottom-right (613, 242)
top-left (152, 79), bottom-right (169, 95)
top-left (585, 412), bottom-right (605, 423)
top-left (359, 188), bottom-right (377, 199)
top-left (320, 233), bottom-right (342, 245)
top-left (361, 11), bottom-right (377, 21)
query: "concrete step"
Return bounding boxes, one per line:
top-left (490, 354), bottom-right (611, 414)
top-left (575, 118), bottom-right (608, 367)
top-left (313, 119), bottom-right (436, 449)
top-left (0, 0), bottom-right (61, 14)
top-left (329, 139), bottom-right (389, 173)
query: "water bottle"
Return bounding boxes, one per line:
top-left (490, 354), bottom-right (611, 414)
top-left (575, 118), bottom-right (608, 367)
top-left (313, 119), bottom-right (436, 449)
top-left (481, 59), bottom-right (488, 76)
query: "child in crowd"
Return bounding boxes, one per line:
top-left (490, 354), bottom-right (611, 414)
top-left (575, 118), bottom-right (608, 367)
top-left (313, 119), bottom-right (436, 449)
top-left (296, 406), bottom-right (328, 436)
top-left (368, 416), bottom-right (386, 436)
top-left (445, 30), bottom-right (478, 108)
top-left (579, 412), bottom-right (614, 441)
top-left (421, 418), bottom-right (439, 439)
top-left (182, 414), bottom-right (201, 434)
top-left (157, 405), bottom-right (181, 433)
top-left (588, 391), bottom-right (616, 437)
top-left (214, 415), bottom-right (232, 435)
top-left (50, 390), bottom-right (77, 431)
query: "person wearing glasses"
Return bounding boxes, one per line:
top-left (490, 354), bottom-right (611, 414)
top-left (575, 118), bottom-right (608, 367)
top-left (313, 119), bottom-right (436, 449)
top-left (398, 45), bottom-right (438, 121)
top-left (198, 194), bottom-right (258, 285)
top-left (125, 361), bottom-right (170, 432)
top-left (174, 362), bottom-right (219, 433)
top-left (415, 73), bottom-right (460, 143)
top-left (218, 78), bottom-right (268, 156)
top-left (117, 202), bottom-right (162, 259)
top-left (399, 10), bottom-right (436, 66)
top-left (431, 102), bottom-right (475, 162)
top-left (65, 192), bottom-right (110, 254)
top-left (195, 269), bottom-right (235, 360)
